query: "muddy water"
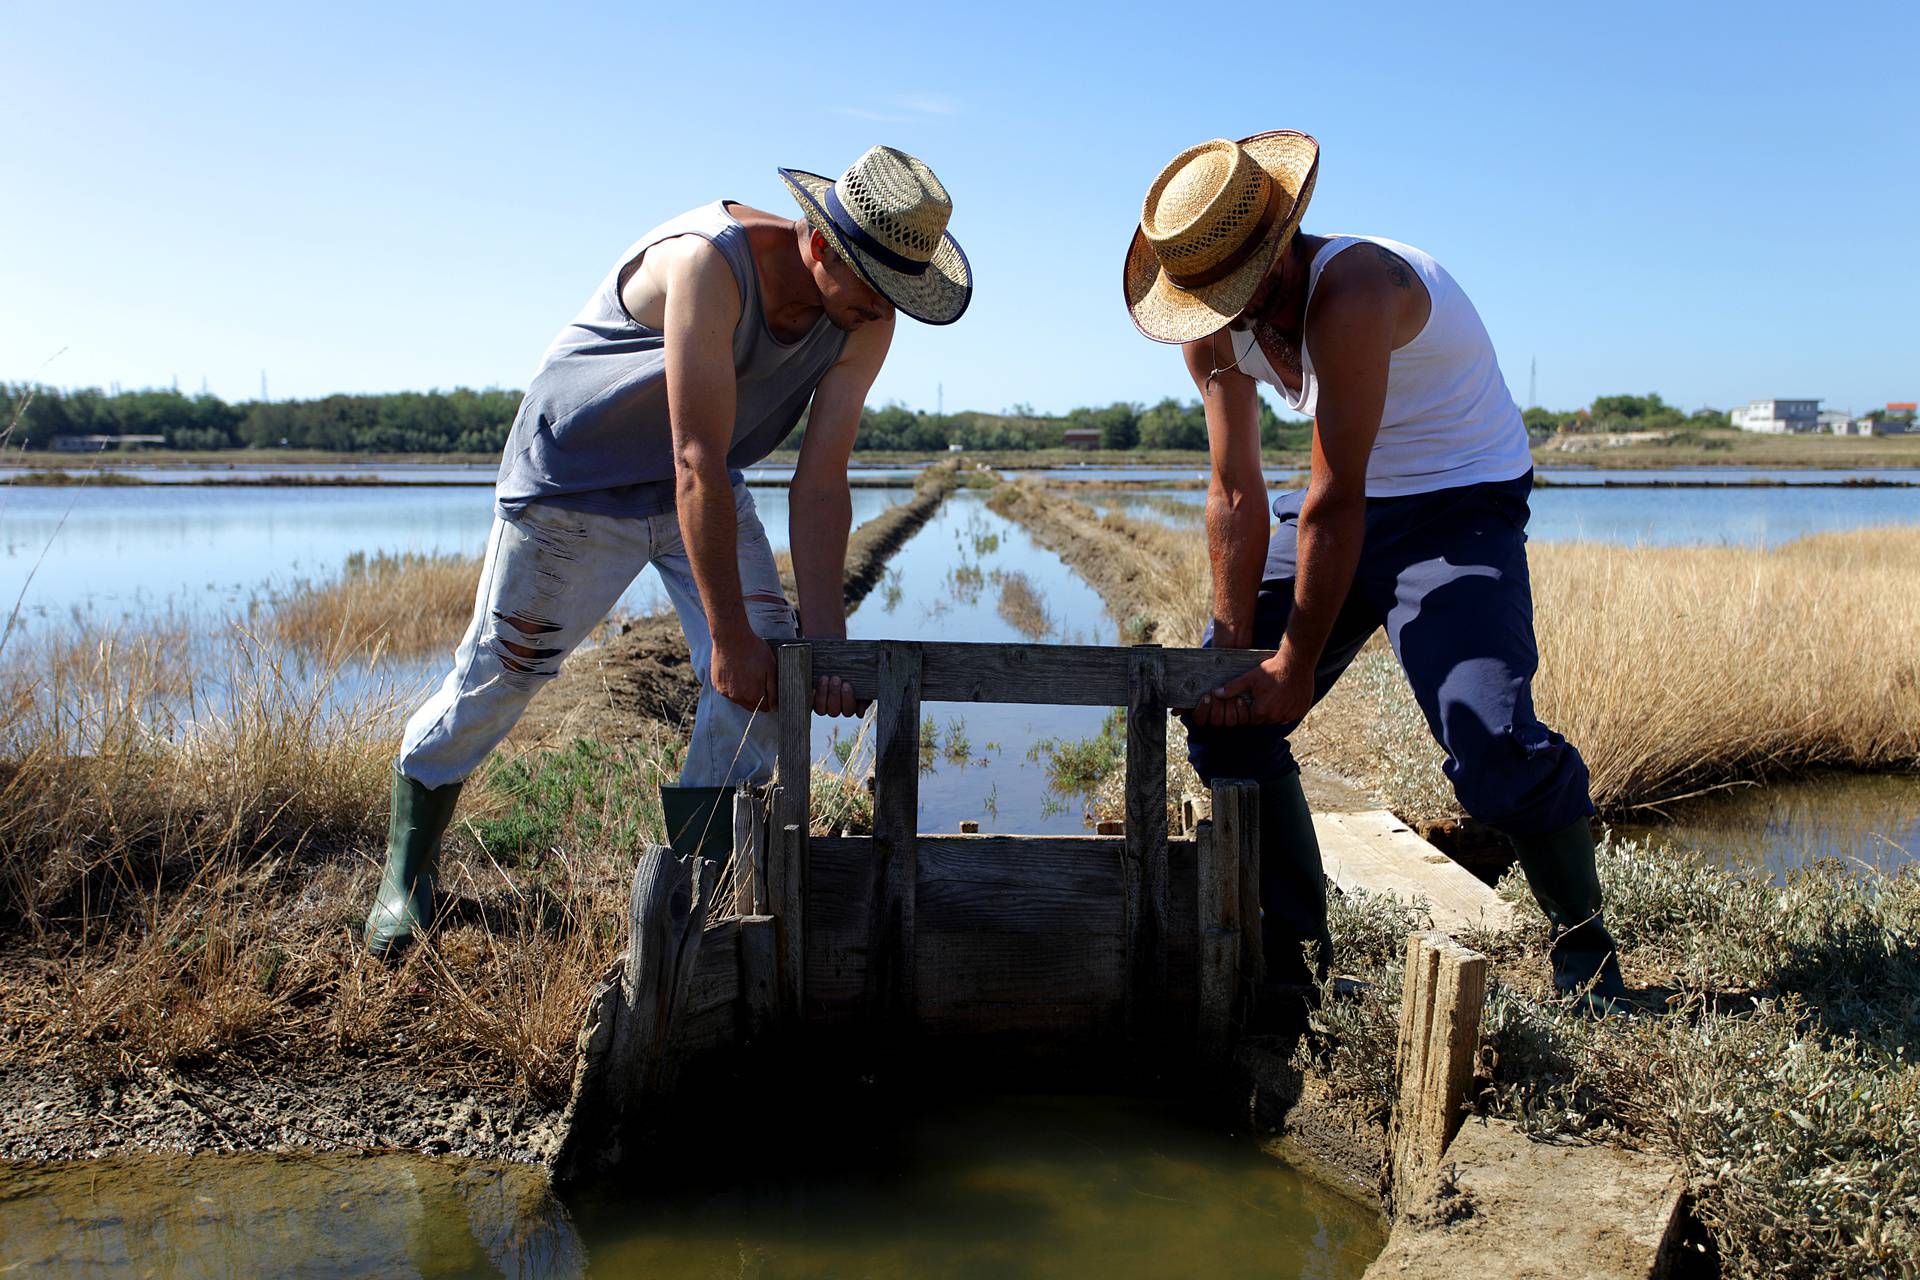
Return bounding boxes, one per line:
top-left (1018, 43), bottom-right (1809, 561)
top-left (818, 490), bottom-right (1123, 834)
top-left (0, 1095), bottom-right (1385, 1278)
top-left (1615, 771), bottom-right (1920, 878)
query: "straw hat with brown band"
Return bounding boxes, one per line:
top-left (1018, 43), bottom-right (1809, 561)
top-left (778, 145), bottom-right (972, 326)
top-left (1123, 130), bottom-right (1320, 345)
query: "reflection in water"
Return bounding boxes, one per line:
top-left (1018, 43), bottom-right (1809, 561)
top-left (0, 1096), bottom-right (1385, 1278)
top-left (1614, 771), bottom-right (1920, 879)
top-left (823, 492), bottom-right (1120, 835)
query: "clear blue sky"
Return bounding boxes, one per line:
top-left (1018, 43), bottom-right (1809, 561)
top-left (3, 0), bottom-right (1913, 418)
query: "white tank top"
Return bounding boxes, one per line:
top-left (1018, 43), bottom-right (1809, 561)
top-left (1229, 235), bottom-right (1533, 498)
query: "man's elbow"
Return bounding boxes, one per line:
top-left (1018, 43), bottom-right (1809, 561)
top-left (1301, 479), bottom-right (1365, 525)
top-left (673, 441), bottom-right (731, 491)
top-left (1210, 476), bottom-right (1267, 522)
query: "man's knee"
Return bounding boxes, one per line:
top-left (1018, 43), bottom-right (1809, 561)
top-left (486, 610), bottom-right (569, 686)
top-left (1446, 721), bottom-right (1592, 836)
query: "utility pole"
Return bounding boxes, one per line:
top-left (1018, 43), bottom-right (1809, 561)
top-left (1528, 357), bottom-right (1537, 408)
top-left (260, 370), bottom-right (268, 403)
top-left (937, 382), bottom-right (943, 417)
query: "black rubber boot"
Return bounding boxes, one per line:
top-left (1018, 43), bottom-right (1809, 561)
top-left (1509, 816), bottom-right (1628, 1001)
top-left (1246, 772), bottom-right (1334, 1034)
top-left (363, 769), bottom-right (463, 958)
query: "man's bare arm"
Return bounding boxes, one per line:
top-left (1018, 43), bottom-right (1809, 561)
top-left (1208, 258), bottom-right (1397, 726)
top-left (790, 314), bottom-right (893, 716)
top-left (1185, 334), bottom-right (1269, 648)
top-left (661, 237), bottom-right (773, 710)
top-left (1280, 270), bottom-right (1394, 678)
top-left (791, 314), bottom-right (893, 639)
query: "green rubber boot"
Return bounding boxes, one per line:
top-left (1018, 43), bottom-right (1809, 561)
top-left (363, 769), bottom-right (463, 958)
top-left (1246, 772), bottom-right (1334, 1035)
top-left (1509, 816), bottom-right (1628, 1001)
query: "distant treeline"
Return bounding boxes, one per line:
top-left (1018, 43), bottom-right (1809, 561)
top-left (1, 383), bottom-right (1724, 455)
top-left (0, 383), bottom-right (1307, 454)
top-left (1524, 392), bottom-right (1731, 437)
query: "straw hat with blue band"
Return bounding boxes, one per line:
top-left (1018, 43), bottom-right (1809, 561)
top-left (1124, 130), bottom-right (1319, 344)
top-left (779, 145), bottom-right (972, 326)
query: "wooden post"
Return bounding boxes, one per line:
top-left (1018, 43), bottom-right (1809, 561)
top-left (1211, 778), bottom-right (1261, 999)
top-left (736, 914), bottom-right (777, 1042)
top-left (869, 641), bottom-right (923, 1028)
top-left (732, 786), bottom-right (765, 916)
top-left (1123, 644), bottom-right (1168, 1038)
top-left (774, 644), bottom-right (812, 1022)
top-left (1195, 817), bottom-right (1239, 1056)
top-left (1388, 931), bottom-right (1490, 1210)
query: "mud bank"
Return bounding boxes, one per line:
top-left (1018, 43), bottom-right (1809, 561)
top-left (0, 1064), bottom-right (561, 1164)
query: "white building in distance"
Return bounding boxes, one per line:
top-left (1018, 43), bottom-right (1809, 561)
top-left (1730, 399), bottom-right (1821, 433)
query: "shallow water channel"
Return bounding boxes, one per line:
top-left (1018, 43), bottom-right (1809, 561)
top-left (816, 490), bottom-right (1120, 834)
top-left (0, 1095), bottom-right (1385, 1278)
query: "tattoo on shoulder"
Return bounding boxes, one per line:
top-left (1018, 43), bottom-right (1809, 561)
top-left (1370, 244), bottom-right (1413, 289)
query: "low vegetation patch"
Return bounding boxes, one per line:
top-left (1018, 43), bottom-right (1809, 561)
top-left (1306, 838), bottom-right (1919, 1278)
top-left (270, 550), bottom-right (479, 661)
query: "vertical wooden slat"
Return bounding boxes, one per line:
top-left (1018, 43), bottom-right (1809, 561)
top-left (1211, 778), bottom-right (1260, 1016)
top-left (1389, 931), bottom-right (1490, 1209)
top-left (773, 639), bottom-right (813, 1024)
top-left (1124, 645), bottom-right (1168, 1038)
top-left (731, 787), bottom-right (764, 916)
top-left (1195, 817), bottom-right (1239, 1056)
top-left (869, 641), bottom-right (923, 1028)
top-left (736, 914), bottom-right (777, 1042)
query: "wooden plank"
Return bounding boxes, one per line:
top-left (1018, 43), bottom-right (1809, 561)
top-left (1365, 1118), bottom-right (1685, 1280)
top-left (1317, 810), bottom-right (1515, 934)
top-left (1194, 819), bottom-right (1237, 1055)
top-left (731, 788), bottom-right (765, 916)
top-left (736, 914), bottom-right (776, 1042)
top-left (868, 642), bottom-right (922, 1027)
top-left (1389, 931), bottom-right (1490, 1211)
top-left (774, 642), bottom-right (813, 1025)
top-left (683, 917), bottom-right (740, 1018)
top-left (1212, 778), bottom-right (1261, 996)
top-left (806, 638), bottom-right (1278, 708)
top-left (1124, 646), bottom-right (1169, 1040)
top-left (917, 930), bottom-right (1127, 1009)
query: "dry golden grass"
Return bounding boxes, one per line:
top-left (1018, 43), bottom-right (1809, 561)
top-left (269, 550), bottom-right (479, 661)
top-left (1530, 529), bottom-right (1920, 809)
top-left (1004, 483), bottom-right (1920, 815)
top-left (0, 620), bottom-right (659, 1102)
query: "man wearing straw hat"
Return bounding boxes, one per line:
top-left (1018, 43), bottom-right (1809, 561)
top-left (1124, 131), bottom-right (1626, 1014)
top-left (363, 146), bottom-right (972, 957)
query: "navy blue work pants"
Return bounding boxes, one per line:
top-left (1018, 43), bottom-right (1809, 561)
top-left (1186, 471), bottom-right (1592, 839)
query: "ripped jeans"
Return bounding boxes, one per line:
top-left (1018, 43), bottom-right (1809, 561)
top-left (397, 482), bottom-right (795, 790)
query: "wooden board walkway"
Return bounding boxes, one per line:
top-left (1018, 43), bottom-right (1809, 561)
top-left (1314, 809), bottom-right (1515, 935)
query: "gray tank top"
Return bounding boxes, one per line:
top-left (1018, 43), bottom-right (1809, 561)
top-left (494, 201), bottom-right (848, 520)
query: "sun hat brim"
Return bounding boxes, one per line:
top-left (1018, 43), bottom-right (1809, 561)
top-left (1122, 131), bottom-right (1320, 345)
top-left (778, 167), bottom-right (972, 326)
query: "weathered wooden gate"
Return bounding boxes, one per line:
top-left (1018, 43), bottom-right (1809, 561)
top-left (553, 638), bottom-right (1275, 1179)
top-left (765, 638), bottom-right (1268, 1049)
